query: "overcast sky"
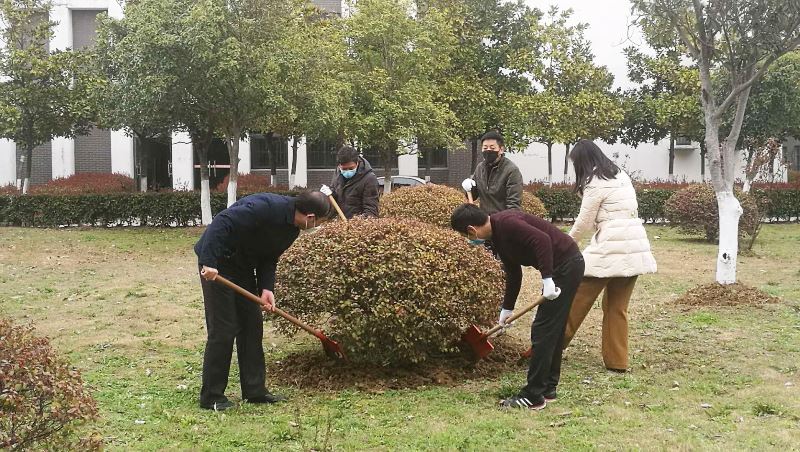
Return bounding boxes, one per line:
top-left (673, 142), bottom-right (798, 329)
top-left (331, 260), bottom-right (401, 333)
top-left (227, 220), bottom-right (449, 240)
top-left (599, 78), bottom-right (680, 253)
top-left (525, 0), bottom-right (648, 90)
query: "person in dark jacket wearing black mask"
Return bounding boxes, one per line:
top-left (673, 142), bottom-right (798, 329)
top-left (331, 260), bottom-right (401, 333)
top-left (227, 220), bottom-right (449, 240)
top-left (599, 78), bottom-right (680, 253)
top-left (461, 130), bottom-right (523, 214)
top-left (451, 203), bottom-right (584, 411)
top-left (319, 146), bottom-right (379, 219)
top-left (195, 190), bottom-right (330, 411)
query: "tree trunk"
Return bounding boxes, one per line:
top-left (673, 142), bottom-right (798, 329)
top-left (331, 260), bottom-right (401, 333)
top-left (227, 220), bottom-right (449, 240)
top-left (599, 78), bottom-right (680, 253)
top-left (700, 141), bottom-right (706, 179)
top-left (289, 136), bottom-right (299, 190)
top-left (546, 142), bottom-right (553, 186)
top-left (715, 190), bottom-right (743, 284)
top-left (135, 135), bottom-right (148, 192)
top-left (668, 135), bottom-right (675, 180)
top-left (192, 131), bottom-right (213, 225)
top-left (470, 138), bottom-right (478, 173)
top-left (22, 146), bottom-right (32, 195)
top-left (424, 145), bottom-right (432, 181)
top-left (383, 144), bottom-right (395, 195)
top-left (564, 142), bottom-right (571, 182)
top-left (225, 128), bottom-right (241, 207)
top-left (268, 132), bottom-right (278, 187)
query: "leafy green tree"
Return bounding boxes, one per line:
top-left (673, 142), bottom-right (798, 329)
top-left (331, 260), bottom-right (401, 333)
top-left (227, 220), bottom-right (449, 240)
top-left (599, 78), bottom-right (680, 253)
top-left (346, 0), bottom-right (457, 193)
top-left (633, 0), bottom-right (800, 284)
top-left (0, 0), bottom-right (93, 193)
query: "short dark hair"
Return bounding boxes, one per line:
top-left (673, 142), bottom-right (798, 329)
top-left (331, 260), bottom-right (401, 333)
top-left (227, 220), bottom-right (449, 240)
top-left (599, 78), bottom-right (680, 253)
top-left (450, 203), bottom-right (489, 234)
top-left (569, 139), bottom-right (620, 195)
top-left (295, 191), bottom-right (331, 217)
top-left (480, 130), bottom-right (505, 148)
top-left (336, 146), bottom-right (360, 165)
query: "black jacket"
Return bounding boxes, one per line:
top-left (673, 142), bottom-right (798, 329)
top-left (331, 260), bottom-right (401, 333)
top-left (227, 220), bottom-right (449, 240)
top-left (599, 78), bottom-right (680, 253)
top-left (194, 193), bottom-right (300, 292)
top-left (330, 156), bottom-right (379, 219)
top-left (470, 155), bottom-right (523, 215)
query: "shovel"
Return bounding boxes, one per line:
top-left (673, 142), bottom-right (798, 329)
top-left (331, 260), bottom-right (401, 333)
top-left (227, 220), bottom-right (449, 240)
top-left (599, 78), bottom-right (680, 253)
top-left (328, 194), bottom-right (347, 221)
top-left (461, 296), bottom-right (547, 359)
top-left (208, 274), bottom-right (346, 360)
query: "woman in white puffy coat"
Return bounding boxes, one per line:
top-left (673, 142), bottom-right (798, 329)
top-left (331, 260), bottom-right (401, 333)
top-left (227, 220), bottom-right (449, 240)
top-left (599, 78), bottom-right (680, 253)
top-left (562, 140), bottom-right (657, 372)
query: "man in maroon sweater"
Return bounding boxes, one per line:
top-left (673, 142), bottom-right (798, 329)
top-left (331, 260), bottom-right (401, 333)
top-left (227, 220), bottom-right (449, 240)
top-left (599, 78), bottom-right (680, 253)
top-left (451, 203), bottom-right (584, 410)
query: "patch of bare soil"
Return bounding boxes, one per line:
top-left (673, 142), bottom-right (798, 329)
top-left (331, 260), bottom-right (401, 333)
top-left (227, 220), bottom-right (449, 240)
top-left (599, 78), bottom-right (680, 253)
top-left (676, 282), bottom-right (781, 308)
top-left (269, 334), bottom-right (529, 392)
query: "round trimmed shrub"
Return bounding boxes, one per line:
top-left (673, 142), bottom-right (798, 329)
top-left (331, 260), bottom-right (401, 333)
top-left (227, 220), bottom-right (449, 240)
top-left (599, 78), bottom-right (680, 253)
top-left (521, 191), bottom-right (548, 218)
top-left (0, 318), bottom-right (100, 450)
top-left (664, 184), bottom-right (760, 241)
top-left (380, 184), bottom-right (465, 228)
top-left (275, 217), bottom-right (504, 365)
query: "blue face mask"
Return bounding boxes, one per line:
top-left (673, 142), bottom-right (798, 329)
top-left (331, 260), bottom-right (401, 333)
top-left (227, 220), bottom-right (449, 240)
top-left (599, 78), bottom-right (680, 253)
top-left (341, 168), bottom-right (357, 179)
top-left (467, 228), bottom-right (485, 246)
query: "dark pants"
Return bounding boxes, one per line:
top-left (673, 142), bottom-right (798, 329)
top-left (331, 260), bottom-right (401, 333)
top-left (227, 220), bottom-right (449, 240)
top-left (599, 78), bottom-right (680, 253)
top-left (199, 269), bottom-right (267, 406)
top-left (520, 253), bottom-right (585, 402)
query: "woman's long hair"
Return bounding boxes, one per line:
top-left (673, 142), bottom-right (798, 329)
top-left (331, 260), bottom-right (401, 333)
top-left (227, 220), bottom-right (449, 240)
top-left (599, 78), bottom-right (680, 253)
top-left (570, 139), bottom-right (620, 195)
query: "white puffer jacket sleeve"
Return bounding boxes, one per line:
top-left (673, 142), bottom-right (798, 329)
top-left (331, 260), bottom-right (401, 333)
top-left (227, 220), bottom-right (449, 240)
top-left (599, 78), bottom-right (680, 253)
top-left (569, 185), bottom-right (604, 243)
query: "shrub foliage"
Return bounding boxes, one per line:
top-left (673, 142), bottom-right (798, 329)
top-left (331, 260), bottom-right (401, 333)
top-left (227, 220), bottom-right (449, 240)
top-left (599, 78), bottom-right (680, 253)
top-left (520, 191), bottom-right (548, 218)
top-left (380, 184), bottom-right (466, 228)
top-left (275, 218), bottom-right (504, 365)
top-left (215, 173), bottom-right (273, 193)
top-left (664, 184), bottom-right (761, 241)
top-left (0, 319), bottom-right (100, 450)
top-left (29, 172), bottom-right (135, 195)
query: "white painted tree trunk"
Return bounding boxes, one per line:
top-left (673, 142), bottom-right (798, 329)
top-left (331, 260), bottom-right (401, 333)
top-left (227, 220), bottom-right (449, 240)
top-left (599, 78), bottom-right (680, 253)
top-left (226, 180), bottom-right (237, 207)
top-left (21, 178), bottom-right (29, 195)
top-left (742, 179), bottom-right (751, 194)
top-left (715, 191), bottom-right (743, 284)
top-left (140, 176), bottom-right (148, 192)
top-left (200, 179), bottom-right (212, 225)
top-left (288, 173), bottom-right (296, 190)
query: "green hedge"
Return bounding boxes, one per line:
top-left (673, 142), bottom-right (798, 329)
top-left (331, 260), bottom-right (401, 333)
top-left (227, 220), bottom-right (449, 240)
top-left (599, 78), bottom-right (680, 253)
top-left (0, 185), bottom-right (797, 228)
top-left (526, 185), bottom-right (800, 223)
top-left (0, 191), bottom-right (297, 227)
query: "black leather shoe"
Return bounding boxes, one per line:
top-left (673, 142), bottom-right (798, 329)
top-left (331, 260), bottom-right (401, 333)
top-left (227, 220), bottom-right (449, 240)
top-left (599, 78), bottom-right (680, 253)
top-left (200, 400), bottom-right (235, 411)
top-left (246, 392), bottom-right (287, 404)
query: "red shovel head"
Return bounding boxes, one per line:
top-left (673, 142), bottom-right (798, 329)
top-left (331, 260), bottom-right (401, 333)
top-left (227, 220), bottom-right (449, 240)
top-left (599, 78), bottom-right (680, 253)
top-left (320, 336), bottom-right (346, 360)
top-left (461, 324), bottom-right (494, 359)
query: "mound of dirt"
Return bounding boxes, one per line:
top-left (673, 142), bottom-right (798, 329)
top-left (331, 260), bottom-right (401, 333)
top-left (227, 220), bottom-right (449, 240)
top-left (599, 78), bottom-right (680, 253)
top-left (269, 334), bottom-right (529, 392)
top-left (676, 282), bottom-right (781, 308)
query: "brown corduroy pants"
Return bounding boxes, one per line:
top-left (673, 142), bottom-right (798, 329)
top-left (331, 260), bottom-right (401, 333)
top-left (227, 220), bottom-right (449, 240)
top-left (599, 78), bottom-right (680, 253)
top-left (562, 276), bottom-right (638, 370)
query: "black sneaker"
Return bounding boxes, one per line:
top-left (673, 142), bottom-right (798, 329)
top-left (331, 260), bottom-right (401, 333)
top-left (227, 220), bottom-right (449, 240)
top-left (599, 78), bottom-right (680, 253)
top-left (500, 395), bottom-right (546, 410)
top-left (543, 390), bottom-right (557, 403)
top-left (246, 392), bottom-right (287, 404)
top-left (200, 400), bottom-right (235, 411)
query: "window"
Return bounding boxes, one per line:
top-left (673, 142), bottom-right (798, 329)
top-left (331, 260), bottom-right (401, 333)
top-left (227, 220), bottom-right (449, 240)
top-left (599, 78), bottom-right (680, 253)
top-left (361, 147), bottom-right (398, 170)
top-left (306, 138), bottom-right (338, 169)
top-left (421, 147), bottom-right (448, 168)
top-left (675, 135), bottom-right (692, 146)
top-left (794, 145), bottom-right (800, 170)
top-left (250, 134), bottom-right (288, 170)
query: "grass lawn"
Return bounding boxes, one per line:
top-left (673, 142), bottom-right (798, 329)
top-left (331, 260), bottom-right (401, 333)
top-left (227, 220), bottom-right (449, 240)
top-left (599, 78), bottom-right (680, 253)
top-left (1, 224), bottom-right (799, 450)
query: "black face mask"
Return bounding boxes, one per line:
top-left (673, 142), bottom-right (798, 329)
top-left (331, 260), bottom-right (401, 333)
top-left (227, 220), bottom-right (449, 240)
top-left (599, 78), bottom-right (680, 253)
top-left (482, 151), bottom-right (500, 164)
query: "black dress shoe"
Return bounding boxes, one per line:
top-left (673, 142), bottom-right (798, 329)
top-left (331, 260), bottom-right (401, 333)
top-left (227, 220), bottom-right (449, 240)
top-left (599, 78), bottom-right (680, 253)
top-left (246, 392), bottom-right (287, 404)
top-left (200, 400), bottom-right (235, 411)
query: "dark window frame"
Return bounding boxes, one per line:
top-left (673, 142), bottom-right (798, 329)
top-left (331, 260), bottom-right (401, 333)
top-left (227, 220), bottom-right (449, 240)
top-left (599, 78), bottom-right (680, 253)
top-left (250, 133), bottom-right (288, 170)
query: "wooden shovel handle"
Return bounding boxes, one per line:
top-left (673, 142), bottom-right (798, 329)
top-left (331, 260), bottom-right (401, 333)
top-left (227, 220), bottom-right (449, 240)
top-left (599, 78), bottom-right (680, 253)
top-left (467, 191), bottom-right (474, 204)
top-left (483, 296), bottom-right (547, 338)
top-left (328, 195), bottom-right (347, 221)
top-left (211, 274), bottom-right (321, 338)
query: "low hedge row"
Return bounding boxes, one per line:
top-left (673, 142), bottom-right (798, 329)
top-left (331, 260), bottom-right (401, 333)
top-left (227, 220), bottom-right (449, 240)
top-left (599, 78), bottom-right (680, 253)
top-left (0, 191), bottom-right (298, 227)
top-left (0, 184), bottom-right (797, 227)
top-left (527, 185), bottom-right (800, 223)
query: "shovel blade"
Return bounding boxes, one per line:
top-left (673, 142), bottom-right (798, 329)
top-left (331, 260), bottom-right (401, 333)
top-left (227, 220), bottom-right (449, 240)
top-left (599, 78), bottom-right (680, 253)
top-left (320, 336), bottom-right (347, 361)
top-left (461, 324), bottom-right (494, 359)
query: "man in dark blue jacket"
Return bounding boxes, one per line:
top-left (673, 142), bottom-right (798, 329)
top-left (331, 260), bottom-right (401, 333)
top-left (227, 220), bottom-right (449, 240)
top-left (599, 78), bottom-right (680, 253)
top-left (194, 190), bottom-right (330, 411)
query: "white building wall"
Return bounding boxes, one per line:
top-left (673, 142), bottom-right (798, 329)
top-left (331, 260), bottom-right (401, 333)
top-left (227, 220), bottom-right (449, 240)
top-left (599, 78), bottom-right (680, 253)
top-left (0, 140), bottom-right (15, 186)
top-left (171, 132), bottom-right (194, 190)
top-left (238, 138), bottom-right (251, 174)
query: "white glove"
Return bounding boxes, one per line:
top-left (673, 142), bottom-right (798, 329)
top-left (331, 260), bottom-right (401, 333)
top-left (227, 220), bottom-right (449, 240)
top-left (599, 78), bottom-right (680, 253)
top-left (461, 178), bottom-right (476, 192)
top-left (498, 308), bottom-right (514, 327)
top-left (320, 184), bottom-right (333, 196)
top-left (542, 277), bottom-right (561, 300)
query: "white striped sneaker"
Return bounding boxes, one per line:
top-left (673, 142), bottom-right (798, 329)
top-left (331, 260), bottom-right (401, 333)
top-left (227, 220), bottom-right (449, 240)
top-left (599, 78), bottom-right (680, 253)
top-left (500, 395), bottom-right (546, 410)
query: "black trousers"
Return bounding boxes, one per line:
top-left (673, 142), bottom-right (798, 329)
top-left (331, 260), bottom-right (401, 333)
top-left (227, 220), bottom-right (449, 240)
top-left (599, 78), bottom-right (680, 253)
top-left (520, 253), bottom-right (585, 402)
top-left (199, 269), bottom-right (267, 405)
